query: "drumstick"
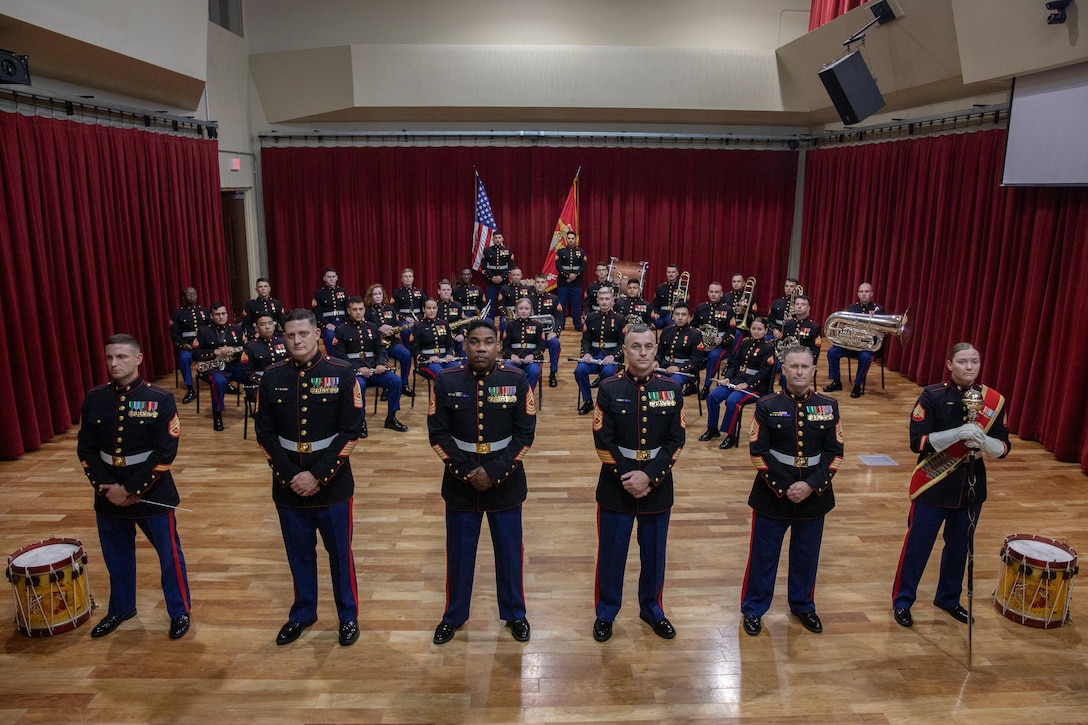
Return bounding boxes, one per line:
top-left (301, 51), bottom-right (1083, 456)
top-left (140, 500), bottom-right (193, 513)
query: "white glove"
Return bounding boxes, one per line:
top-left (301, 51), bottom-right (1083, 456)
top-left (927, 428), bottom-right (960, 453)
top-left (982, 436), bottom-right (1005, 458)
top-left (956, 423), bottom-right (983, 441)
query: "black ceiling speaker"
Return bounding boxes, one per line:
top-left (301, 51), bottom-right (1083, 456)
top-left (819, 51), bottom-right (884, 126)
top-left (0, 50), bottom-right (31, 86)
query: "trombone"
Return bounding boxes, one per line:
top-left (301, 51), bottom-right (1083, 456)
top-left (735, 277), bottom-right (756, 331)
top-left (671, 271), bottom-right (690, 308)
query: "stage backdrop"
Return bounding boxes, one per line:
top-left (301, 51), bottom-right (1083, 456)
top-left (260, 145), bottom-right (799, 315)
top-left (0, 111), bottom-right (228, 459)
top-left (800, 128), bottom-right (1088, 472)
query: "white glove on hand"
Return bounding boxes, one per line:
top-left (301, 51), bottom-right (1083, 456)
top-left (927, 428), bottom-right (960, 453)
top-left (982, 436), bottom-right (1005, 458)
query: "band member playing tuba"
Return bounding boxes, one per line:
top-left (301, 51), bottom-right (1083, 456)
top-left (824, 283), bottom-right (884, 398)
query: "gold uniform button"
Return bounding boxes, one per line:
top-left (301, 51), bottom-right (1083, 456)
top-left (301, 407), bottom-right (308, 412)
top-left (640, 438), bottom-right (647, 445)
top-left (301, 430), bottom-right (307, 435)
top-left (301, 419), bottom-right (308, 425)
top-left (478, 424), bottom-right (485, 431)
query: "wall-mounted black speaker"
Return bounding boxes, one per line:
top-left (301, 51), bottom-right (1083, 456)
top-left (819, 51), bottom-right (884, 126)
top-left (0, 50), bottom-right (31, 86)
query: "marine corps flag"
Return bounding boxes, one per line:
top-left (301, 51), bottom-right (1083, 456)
top-left (540, 170), bottom-right (579, 290)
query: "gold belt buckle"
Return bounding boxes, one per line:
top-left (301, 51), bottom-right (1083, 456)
top-left (111, 455), bottom-right (126, 467)
top-left (476, 442), bottom-right (491, 454)
top-left (794, 456), bottom-right (809, 468)
top-left (298, 442), bottom-right (313, 454)
top-left (636, 450), bottom-right (652, 461)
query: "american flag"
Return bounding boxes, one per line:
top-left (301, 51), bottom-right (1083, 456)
top-left (470, 172), bottom-right (498, 271)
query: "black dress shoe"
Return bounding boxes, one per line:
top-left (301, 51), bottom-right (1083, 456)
top-left (742, 615), bottom-right (762, 636)
top-left (359, 420), bottom-right (368, 439)
top-left (276, 618), bottom-right (317, 646)
top-left (590, 375), bottom-right (602, 389)
top-left (640, 614), bottom-right (676, 639)
top-left (794, 611), bottom-right (823, 634)
top-left (90, 610), bottom-right (137, 638)
top-left (549, 372), bottom-right (558, 388)
top-left (401, 385), bottom-right (415, 398)
top-left (578, 401), bottom-right (593, 415)
top-left (592, 618), bottom-right (613, 642)
top-left (213, 412), bottom-right (224, 432)
top-left (508, 617), bottom-right (531, 642)
top-left (893, 607), bottom-right (913, 628)
top-left (433, 621), bottom-right (459, 645)
top-left (338, 619), bottom-right (360, 646)
top-left (719, 436), bottom-right (738, 450)
top-left (384, 417), bottom-right (408, 432)
top-left (698, 429), bottom-right (720, 442)
top-left (850, 386), bottom-right (863, 398)
top-left (182, 389), bottom-right (196, 404)
top-left (823, 380), bottom-right (843, 392)
top-left (939, 604), bottom-right (971, 624)
top-left (169, 613), bottom-right (191, 640)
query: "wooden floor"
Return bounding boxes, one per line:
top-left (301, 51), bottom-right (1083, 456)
top-left (1, 329), bottom-right (1086, 724)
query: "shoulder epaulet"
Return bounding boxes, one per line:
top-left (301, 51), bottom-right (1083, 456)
top-left (324, 356), bottom-right (352, 370)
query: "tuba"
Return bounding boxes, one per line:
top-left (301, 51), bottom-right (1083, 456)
top-left (735, 277), bottom-right (756, 331)
top-left (824, 308), bottom-right (911, 352)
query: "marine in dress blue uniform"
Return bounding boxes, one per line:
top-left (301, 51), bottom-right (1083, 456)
top-left (824, 283), bottom-right (884, 398)
top-left (651, 265), bottom-right (682, 329)
top-left (654, 302), bottom-right (705, 390)
top-left (584, 263), bottom-right (619, 319)
top-left (239, 314), bottom-right (288, 386)
top-left (436, 281), bottom-right (466, 356)
top-left (453, 268), bottom-right (486, 319)
top-left (193, 303), bottom-right (246, 431)
top-left (700, 317), bottom-right (775, 449)
top-left (555, 230), bottom-right (587, 330)
top-left (411, 299), bottom-right (462, 380)
top-left (530, 274), bottom-right (563, 385)
top-left (615, 280), bottom-right (653, 326)
top-left (167, 286), bottom-right (208, 401)
top-left (392, 268), bottom-right (426, 348)
top-left (891, 342), bottom-right (1009, 628)
top-left (481, 233), bottom-right (513, 316)
top-left (332, 296), bottom-right (407, 436)
top-left (740, 346), bottom-right (843, 637)
top-left (77, 334), bottom-right (191, 639)
top-left (240, 277), bottom-right (285, 337)
top-left (575, 287), bottom-right (626, 413)
top-left (428, 320), bottom-right (537, 644)
top-left (364, 283), bottom-right (414, 396)
top-left (591, 324), bottom-right (686, 642)
top-left (502, 299), bottom-right (545, 391)
top-left (255, 308), bottom-right (364, 647)
top-left (693, 282), bottom-right (738, 391)
top-left (312, 267), bottom-right (349, 353)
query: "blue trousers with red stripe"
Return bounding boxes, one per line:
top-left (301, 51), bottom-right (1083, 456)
top-left (706, 386), bottom-right (759, 435)
top-left (741, 511), bottom-right (824, 617)
top-left (441, 505), bottom-right (525, 626)
top-left (357, 370), bottom-right (401, 415)
top-left (545, 336), bottom-right (561, 373)
top-left (557, 286), bottom-right (581, 330)
top-left (388, 343), bottom-right (412, 385)
top-left (96, 511), bottom-right (190, 618)
top-left (594, 506), bottom-right (670, 623)
top-left (703, 347), bottom-right (728, 387)
top-left (574, 353), bottom-right (619, 403)
top-left (892, 499), bottom-right (980, 611)
top-left (277, 498), bottom-right (358, 624)
top-left (177, 350), bottom-right (194, 386)
top-left (827, 346), bottom-right (873, 386)
top-left (203, 366), bottom-right (246, 412)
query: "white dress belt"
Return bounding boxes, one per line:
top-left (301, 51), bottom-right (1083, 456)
top-left (770, 450), bottom-right (822, 467)
top-left (452, 436), bottom-right (512, 454)
top-left (616, 445), bottom-right (662, 461)
top-left (278, 434), bottom-right (338, 454)
top-left (101, 450), bottom-right (152, 467)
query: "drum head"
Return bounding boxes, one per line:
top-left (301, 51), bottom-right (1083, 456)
top-left (9, 539), bottom-right (82, 572)
top-left (1006, 534), bottom-right (1076, 566)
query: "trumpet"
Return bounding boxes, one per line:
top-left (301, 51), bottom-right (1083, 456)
top-left (671, 271), bottom-right (690, 308)
top-left (824, 308), bottom-right (911, 352)
top-left (735, 277), bottom-right (756, 331)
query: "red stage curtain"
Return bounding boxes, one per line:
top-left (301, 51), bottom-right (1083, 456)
top-left (0, 111), bottom-right (228, 458)
top-left (800, 129), bottom-right (1088, 472)
top-left (809, 0), bottom-right (865, 30)
top-left (261, 145), bottom-right (798, 319)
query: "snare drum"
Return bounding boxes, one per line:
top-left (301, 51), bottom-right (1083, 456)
top-left (7, 538), bottom-right (95, 637)
top-left (994, 534), bottom-right (1078, 629)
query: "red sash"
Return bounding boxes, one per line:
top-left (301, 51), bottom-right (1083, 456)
top-left (908, 386), bottom-right (1005, 500)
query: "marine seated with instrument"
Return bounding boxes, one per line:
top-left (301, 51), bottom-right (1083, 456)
top-left (192, 302), bottom-right (246, 431)
top-left (436, 279), bottom-right (466, 356)
top-left (823, 282), bottom-right (884, 398)
top-left (530, 273), bottom-right (563, 387)
top-left (693, 281), bottom-right (737, 398)
top-left (411, 298), bottom-right (462, 381)
top-left (651, 264), bottom-right (683, 329)
top-left (503, 298), bottom-right (545, 392)
top-left (699, 317), bottom-right (775, 449)
top-left (615, 278), bottom-right (653, 327)
top-left (777, 294), bottom-right (821, 391)
top-left (575, 286), bottom-right (626, 414)
top-left (364, 283), bottom-right (414, 399)
top-left (332, 296), bottom-right (407, 436)
top-left (655, 302), bottom-right (705, 392)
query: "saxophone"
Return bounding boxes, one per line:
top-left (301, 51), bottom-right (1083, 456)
top-left (774, 284), bottom-right (802, 363)
top-left (196, 346), bottom-right (243, 373)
